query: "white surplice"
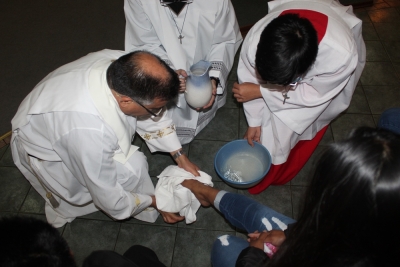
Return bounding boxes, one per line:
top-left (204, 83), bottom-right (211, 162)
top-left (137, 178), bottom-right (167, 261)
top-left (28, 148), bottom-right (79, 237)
top-left (124, 0), bottom-right (243, 144)
top-left (11, 49), bottom-right (182, 227)
top-left (239, 0), bottom-right (366, 164)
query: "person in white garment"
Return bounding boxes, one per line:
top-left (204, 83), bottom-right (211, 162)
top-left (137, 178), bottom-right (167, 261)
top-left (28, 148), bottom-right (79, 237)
top-left (11, 50), bottom-right (200, 228)
top-left (233, 0), bottom-right (366, 194)
top-left (124, 0), bottom-right (243, 144)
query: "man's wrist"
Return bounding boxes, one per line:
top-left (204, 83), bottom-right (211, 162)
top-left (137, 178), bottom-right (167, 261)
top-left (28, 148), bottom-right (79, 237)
top-left (150, 196), bottom-right (157, 208)
top-left (210, 77), bottom-right (220, 87)
top-left (172, 150), bottom-right (184, 160)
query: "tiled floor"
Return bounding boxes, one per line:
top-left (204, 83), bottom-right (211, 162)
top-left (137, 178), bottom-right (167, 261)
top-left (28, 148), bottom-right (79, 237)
top-left (1, 0), bottom-right (400, 266)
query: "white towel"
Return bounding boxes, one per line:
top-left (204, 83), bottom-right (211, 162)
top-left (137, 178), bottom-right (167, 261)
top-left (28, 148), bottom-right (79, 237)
top-left (155, 165), bottom-right (214, 224)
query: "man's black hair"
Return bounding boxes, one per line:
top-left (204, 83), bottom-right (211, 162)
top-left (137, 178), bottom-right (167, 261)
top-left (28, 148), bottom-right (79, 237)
top-left (107, 50), bottom-right (179, 105)
top-left (255, 13), bottom-right (318, 87)
top-left (0, 216), bottom-right (76, 267)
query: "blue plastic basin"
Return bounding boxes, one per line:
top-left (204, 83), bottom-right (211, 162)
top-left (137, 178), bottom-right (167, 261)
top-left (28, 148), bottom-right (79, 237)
top-left (214, 140), bottom-right (272, 189)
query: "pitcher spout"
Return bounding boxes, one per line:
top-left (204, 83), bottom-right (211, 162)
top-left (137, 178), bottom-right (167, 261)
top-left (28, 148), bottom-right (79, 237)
top-left (189, 60), bottom-right (211, 77)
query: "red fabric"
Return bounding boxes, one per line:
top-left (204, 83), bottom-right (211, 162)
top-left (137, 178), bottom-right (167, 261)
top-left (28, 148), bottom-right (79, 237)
top-left (280, 9), bottom-right (328, 43)
top-left (248, 125), bottom-right (329, 194)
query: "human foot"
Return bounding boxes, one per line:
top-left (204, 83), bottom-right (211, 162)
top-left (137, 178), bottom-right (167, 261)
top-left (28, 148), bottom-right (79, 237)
top-left (181, 179), bottom-right (218, 207)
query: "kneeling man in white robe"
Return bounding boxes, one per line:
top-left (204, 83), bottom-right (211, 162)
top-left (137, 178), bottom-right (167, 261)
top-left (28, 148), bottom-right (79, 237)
top-left (11, 50), bottom-right (200, 228)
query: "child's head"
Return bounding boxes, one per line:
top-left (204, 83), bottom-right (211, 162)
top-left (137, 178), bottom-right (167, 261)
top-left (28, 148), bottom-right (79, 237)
top-left (255, 13), bottom-right (318, 88)
top-left (271, 127), bottom-right (400, 266)
top-left (308, 127), bottom-right (400, 243)
top-left (0, 216), bottom-right (76, 267)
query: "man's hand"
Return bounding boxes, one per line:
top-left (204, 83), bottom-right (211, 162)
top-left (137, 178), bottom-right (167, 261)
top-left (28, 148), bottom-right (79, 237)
top-left (172, 151), bottom-right (200, 176)
top-left (159, 210), bottom-right (185, 224)
top-left (232, 82), bottom-right (262, 103)
top-left (150, 196), bottom-right (185, 224)
top-left (175, 69), bottom-right (188, 93)
top-left (248, 230), bottom-right (286, 248)
top-left (198, 79), bottom-right (217, 110)
top-left (244, 126), bottom-right (261, 146)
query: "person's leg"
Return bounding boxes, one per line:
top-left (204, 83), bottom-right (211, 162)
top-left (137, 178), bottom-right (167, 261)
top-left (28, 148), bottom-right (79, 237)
top-left (181, 180), bottom-right (295, 233)
top-left (215, 191), bottom-right (295, 233)
top-left (14, 135), bottom-right (119, 228)
top-left (211, 235), bottom-right (248, 267)
top-left (182, 180), bottom-right (294, 266)
top-left (44, 201), bottom-right (98, 228)
top-left (378, 108), bottom-right (400, 134)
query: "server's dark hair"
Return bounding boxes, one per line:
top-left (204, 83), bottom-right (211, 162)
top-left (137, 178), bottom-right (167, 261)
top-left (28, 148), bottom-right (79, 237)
top-left (256, 13), bottom-right (318, 86)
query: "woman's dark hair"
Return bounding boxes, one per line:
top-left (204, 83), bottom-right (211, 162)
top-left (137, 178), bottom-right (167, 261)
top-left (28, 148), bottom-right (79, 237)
top-left (0, 216), bottom-right (76, 267)
top-left (107, 50), bottom-right (179, 105)
top-left (267, 127), bottom-right (400, 266)
top-left (255, 13), bottom-right (318, 86)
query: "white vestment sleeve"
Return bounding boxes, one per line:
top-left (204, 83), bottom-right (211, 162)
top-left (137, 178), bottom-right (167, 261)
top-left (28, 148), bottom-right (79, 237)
top-left (238, 32), bottom-right (264, 127)
top-left (51, 114), bottom-right (153, 220)
top-left (207, 0), bottom-right (242, 94)
top-left (136, 110), bottom-right (182, 153)
top-left (124, 0), bottom-right (170, 63)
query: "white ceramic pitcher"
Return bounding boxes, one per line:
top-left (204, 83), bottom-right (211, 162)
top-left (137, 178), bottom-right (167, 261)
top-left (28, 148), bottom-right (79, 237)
top-left (185, 60), bottom-right (212, 108)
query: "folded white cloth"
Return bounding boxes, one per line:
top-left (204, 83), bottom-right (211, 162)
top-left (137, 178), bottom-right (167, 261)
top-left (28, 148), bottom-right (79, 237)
top-left (155, 165), bottom-right (214, 224)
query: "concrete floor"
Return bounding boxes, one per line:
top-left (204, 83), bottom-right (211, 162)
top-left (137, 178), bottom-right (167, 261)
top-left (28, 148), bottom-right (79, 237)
top-left (1, 0), bottom-right (400, 266)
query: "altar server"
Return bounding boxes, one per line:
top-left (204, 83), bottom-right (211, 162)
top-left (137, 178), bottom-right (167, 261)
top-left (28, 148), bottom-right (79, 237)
top-left (11, 50), bottom-right (199, 227)
top-left (233, 0), bottom-right (366, 193)
top-left (124, 0), bottom-right (243, 144)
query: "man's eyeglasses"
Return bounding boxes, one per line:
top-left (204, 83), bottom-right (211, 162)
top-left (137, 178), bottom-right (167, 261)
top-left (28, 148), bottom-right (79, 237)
top-left (282, 76), bottom-right (303, 105)
top-left (288, 76), bottom-right (303, 89)
top-left (132, 99), bottom-right (164, 118)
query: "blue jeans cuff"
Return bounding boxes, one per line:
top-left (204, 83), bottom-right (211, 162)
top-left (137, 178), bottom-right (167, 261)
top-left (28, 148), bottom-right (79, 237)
top-left (214, 190), bottom-right (227, 211)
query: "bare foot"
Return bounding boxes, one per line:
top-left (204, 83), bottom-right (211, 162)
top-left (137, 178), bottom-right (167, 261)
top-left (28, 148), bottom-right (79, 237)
top-left (181, 179), bottom-right (219, 207)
